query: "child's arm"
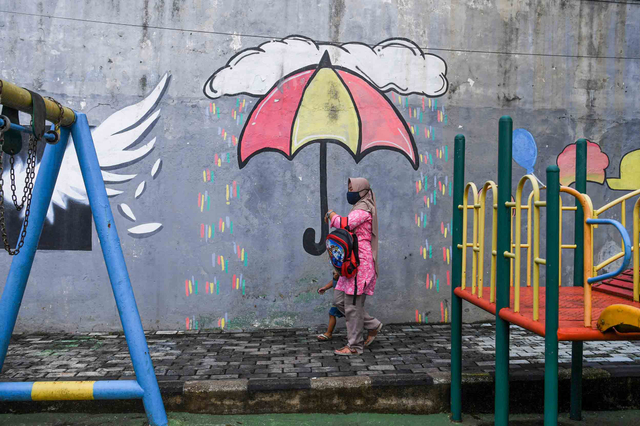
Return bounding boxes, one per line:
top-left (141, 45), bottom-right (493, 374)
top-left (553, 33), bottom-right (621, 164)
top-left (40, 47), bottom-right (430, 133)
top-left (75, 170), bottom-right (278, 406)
top-left (317, 280), bottom-right (334, 295)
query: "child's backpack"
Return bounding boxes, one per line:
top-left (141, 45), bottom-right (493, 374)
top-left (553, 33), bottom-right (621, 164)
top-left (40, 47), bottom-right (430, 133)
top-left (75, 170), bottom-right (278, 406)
top-left (326, 217), bottom-right (359, 279)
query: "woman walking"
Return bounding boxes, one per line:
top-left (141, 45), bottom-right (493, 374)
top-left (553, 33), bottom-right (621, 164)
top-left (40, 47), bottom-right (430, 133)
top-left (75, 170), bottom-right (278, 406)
top-left (325, 177), bottom-right (382, 355)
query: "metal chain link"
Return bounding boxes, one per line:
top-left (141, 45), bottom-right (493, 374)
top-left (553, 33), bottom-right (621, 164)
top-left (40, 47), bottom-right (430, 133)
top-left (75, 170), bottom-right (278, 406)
top-left (0, 133), bottom-right (18, 254)
top-left (0, 79), bottom-right (15, 254)
top-left (45, 96), bottom-right (64, 132)
top-left (9, 135), bottom-right (37, 212)
top-left (0, 80), bottom-right (41, 255)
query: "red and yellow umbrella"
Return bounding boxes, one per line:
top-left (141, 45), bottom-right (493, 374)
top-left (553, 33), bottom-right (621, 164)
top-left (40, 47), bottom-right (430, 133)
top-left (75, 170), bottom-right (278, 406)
top-left (238, 51), bottom-right (419, 255)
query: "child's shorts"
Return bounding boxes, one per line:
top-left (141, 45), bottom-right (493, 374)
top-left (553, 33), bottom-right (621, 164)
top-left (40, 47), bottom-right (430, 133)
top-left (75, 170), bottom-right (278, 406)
top-left (329, 307), bottom-right (344, 318)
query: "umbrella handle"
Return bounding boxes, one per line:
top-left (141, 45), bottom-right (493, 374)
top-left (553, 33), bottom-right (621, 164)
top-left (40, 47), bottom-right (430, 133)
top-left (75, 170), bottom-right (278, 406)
top-left (303, 142), bottom-right (328, 256)
top-left (303, 224), bottom-right (329, 256)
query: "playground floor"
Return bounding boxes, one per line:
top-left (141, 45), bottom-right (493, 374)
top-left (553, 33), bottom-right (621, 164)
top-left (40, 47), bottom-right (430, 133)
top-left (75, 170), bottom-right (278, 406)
top-left (3, 323), bottom-right (640, 382)
top-left (1, 411), bottom-right (640, 425)
top-left (2, 323), bottom-right (640, 415)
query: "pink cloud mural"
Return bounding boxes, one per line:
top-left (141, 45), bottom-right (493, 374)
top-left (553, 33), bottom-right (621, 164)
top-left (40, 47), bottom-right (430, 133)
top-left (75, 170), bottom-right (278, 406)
top-left (556, 141), bottom-right (610, 187)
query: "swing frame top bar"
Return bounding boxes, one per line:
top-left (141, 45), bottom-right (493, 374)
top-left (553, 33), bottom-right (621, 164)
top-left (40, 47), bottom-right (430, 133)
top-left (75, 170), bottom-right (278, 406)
top-left (0, 79), bottom-right (76, 127)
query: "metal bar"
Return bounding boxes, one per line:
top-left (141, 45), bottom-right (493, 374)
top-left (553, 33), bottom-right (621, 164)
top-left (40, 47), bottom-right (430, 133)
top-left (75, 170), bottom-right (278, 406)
top-left (514, 175), bottom-right (541, 314)
top-left (622, 199), bottom-right (627, 255)
top-left (461, 182), bottom-right (479, 292)
top-left (0, 79), bottom-right (75, 126)
top-left (586, 218), bottom-right (632, 284)
top-left (495, 116), bottom-right (512, 426)
top-left (71, 114), bottom-right (167, 426)
top-left (559, 186), bottom-right (594, 326)
top-left (450, 134), bottom-right (465, 422)
top-left (559, 197), bottom-right (563, 287)
top-left (0, 118), bottom-right (57, 142)
top-left (634, 199), bottom-right (640, 302)
top-left (595, 251), bottom-right (625, 271)
top-left (527, 192), bottom-right (534, 289)
top-left (595, 188), bottom-right (640, 216)
top-left (0, 380), bottom-right (144, 401)
top-left (545, 165), bottom-right (561, 426)
top-left (0, 128), bottom-right (70, 370)
top-left (570, 138), bottom-right (587, 421)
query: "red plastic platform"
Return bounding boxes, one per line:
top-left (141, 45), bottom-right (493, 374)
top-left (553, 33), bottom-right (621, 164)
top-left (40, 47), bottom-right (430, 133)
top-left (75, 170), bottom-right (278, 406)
top-left (455, 284), bottom-right (640, 341)
top-left (592, 269), bottom-right (635, 300)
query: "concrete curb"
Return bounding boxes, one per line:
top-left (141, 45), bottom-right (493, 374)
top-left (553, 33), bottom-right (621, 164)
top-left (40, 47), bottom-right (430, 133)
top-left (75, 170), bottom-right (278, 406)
top-left (2, 368), bottom-right (640, 415)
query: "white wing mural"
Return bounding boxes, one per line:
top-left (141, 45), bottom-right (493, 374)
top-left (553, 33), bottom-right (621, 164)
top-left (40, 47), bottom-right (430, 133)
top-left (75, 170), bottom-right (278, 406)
top-left (2, 73), bottom-right (171, 231)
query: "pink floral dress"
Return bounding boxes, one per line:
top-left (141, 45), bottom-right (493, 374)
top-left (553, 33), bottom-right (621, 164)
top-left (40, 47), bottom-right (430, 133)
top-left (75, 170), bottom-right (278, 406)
top-left (330, 210), bottom-right (377, 296)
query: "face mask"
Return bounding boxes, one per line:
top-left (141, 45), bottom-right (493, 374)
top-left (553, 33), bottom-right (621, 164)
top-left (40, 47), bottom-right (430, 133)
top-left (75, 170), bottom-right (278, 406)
top-left (347, 191), bottom-right (361, 205)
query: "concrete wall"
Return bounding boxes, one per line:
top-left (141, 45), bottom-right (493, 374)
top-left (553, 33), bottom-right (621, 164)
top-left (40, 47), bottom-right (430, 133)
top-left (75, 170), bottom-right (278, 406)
top-left (1, 0), bottom-right (639, 332)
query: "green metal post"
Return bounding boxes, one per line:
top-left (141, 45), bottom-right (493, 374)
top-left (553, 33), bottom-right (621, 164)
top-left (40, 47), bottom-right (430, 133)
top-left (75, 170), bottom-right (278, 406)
top-left (545, 165), bottom-right (561, 426)
top-left (495, 116), bottom-right (513, 426)
top-left (451, 135), bottom-right (466, 422)
top-left (570, 139), bottom-right (587, 421)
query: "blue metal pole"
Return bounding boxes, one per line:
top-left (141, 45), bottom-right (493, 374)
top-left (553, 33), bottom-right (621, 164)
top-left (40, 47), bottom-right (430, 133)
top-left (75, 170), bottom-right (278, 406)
top-left (0, 118), bottom-right (57, 142)
top-left (0, 380), bottom-right (144, 401)
top-left (0, 128), bottom-right (70, 369)
top-left (70, 113), bottom-right (167, 426)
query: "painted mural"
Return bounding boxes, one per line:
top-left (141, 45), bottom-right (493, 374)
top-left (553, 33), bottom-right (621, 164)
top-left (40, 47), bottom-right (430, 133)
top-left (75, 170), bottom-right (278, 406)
top-left (193, 35), bottom-right (452, 329)
top-left (607, 149), bottom-right (640, 190)
top-left (556, 140), bottom-right (610, 187)
top-left (2, 73), bottom-right (170, 249)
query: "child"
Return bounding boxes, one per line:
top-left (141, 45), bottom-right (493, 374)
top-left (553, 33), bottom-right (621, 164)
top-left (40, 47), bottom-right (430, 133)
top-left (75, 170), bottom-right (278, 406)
top-left (317, 270), bottom-right (344, 341)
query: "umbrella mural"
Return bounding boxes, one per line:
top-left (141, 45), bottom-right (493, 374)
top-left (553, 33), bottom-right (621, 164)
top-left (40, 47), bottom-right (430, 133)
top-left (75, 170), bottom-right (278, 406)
top-left (204, 36), bottom-right (448, 255)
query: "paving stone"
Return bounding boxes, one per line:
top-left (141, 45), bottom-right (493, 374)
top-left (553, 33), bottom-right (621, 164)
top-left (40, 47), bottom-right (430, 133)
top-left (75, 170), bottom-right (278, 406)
top-left (3, 324), bottom-right (640, 385)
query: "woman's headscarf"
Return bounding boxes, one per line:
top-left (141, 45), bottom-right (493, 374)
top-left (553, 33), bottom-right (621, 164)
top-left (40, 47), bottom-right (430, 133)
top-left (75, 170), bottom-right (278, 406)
top-left (349, 177), bottom-right (378, 274)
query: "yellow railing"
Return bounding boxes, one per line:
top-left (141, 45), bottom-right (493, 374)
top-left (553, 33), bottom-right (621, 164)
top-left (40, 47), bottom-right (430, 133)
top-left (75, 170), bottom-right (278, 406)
top-left (560, 187), bottom-right (594, 326)
top-left (593, 189), bottom-right (640, 302)
top-left (509, 176), bottom-right (542, 317)
top-left (477, 181), bottom-right (498, 302)
top-left (459, 183), bottom-right (479, 294)
top-left (635, 199), bottom-right (640, 302)
top-left (459, 174), bottom-right (640, 328)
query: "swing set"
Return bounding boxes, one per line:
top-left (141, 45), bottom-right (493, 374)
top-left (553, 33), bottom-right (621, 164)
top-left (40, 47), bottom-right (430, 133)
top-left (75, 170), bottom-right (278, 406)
top-left (0, 80), bottom-right (167, 426)
top-left (450, 117), bottom-right (640, 425)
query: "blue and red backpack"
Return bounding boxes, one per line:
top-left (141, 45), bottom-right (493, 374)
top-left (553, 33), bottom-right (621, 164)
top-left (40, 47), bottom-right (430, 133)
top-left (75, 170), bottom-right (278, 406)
top-left (326, 217), bottom-right (360, 304)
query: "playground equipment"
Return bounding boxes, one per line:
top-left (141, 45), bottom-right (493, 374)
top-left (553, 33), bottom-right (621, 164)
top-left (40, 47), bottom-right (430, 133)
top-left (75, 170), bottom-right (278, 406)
top-left (0, 80), bottom-right (168, 426)
top-left (450, 116), bottom-right (640, 426)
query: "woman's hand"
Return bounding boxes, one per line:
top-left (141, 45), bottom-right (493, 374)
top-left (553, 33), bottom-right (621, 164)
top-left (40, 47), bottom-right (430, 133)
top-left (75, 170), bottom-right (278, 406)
top-left (325, 210), bottom-right (337, 223)
top-left (317, 287), bottom-right (327, 295)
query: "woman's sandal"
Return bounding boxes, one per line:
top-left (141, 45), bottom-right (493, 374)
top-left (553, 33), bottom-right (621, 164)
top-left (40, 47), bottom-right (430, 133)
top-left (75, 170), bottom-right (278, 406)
top-left (364, 323), bottom-right (383, 347)
top-left (317, 333), bottom-right (332, 341)
top-left (335, 346), bottom-right (360, 356)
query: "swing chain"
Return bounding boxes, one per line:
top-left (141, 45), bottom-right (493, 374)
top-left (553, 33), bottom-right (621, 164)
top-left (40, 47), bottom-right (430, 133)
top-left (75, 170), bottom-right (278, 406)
top-left (45, 96), bottom-right (64, 143)
top-left (0, 125), bottom-right (19, 255)
top-left (9, 133), bottom-right (37, 212)
top-left (0, 81), bottom-right (13, 254)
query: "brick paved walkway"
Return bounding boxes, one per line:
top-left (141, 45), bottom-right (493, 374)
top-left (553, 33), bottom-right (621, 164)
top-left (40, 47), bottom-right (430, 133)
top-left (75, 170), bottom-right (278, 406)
top-left (2, 324), bottom-right (640, 382)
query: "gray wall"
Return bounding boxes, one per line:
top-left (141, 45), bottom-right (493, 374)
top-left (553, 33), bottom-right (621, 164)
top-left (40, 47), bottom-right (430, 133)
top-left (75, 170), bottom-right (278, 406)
top-left (1, 0), bottom-right (639, 332)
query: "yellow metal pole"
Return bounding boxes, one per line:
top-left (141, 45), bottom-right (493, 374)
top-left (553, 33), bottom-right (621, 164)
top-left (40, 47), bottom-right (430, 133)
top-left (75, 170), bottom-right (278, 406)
top-left (559, 197), bottom-right (563, 287)
top-left (527, 192), bottom-right (534, 287)
top-left (622, 200), bottom-right (626, 254)
top-left (634, 199), bottom-right (640, 302)
top-left (561, 187), bottom-right (594, 327)
top-left (461, 183), bottom-right (479, 294)
top-left (478, 181), bottom-right (498, 301)
top-left (0, 79), bottom-right (75, 127)
top-left (514, 175), bottom-right (540, 315)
